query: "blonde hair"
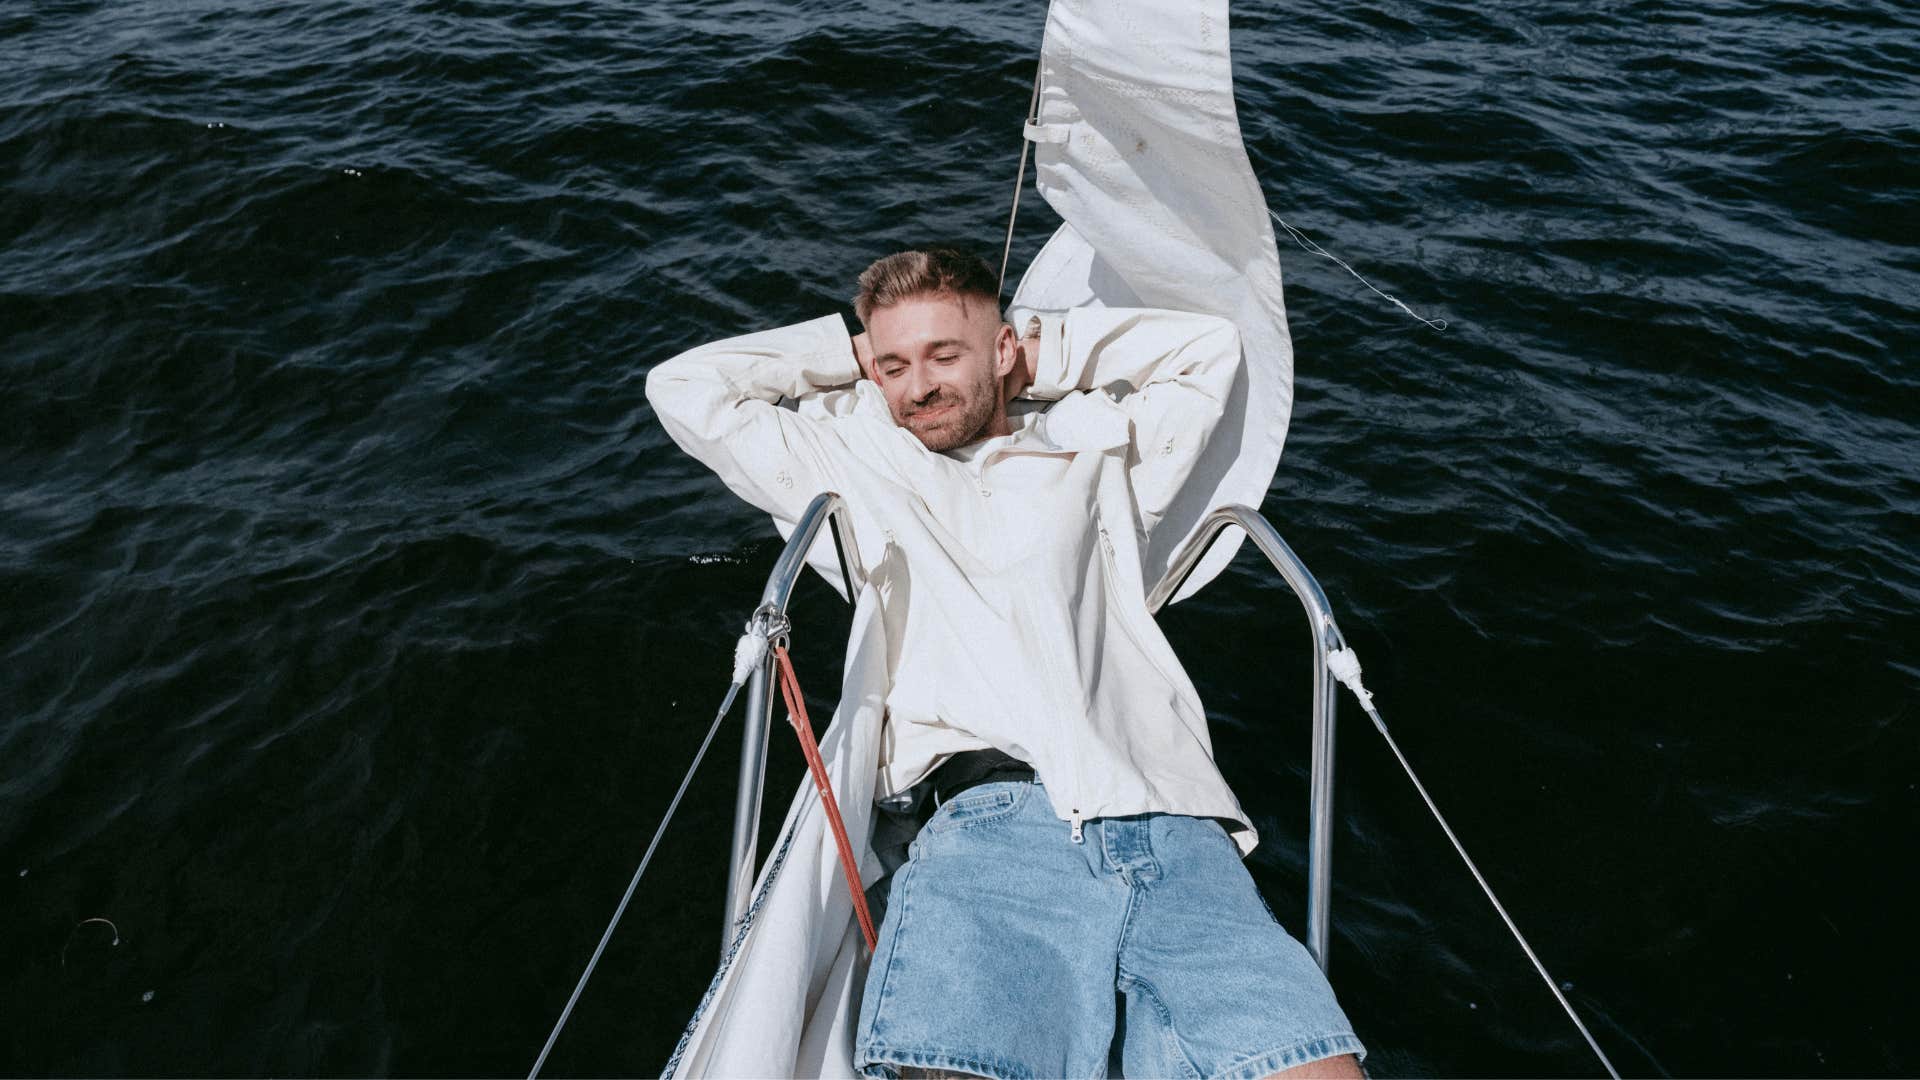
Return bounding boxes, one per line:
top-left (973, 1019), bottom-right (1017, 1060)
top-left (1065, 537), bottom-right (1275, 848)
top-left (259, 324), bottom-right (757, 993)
top-left (852, 247), bottom-right (1000, 326)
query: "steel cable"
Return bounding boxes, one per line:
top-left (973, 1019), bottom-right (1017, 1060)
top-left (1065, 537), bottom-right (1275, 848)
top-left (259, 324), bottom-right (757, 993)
top-left (527, 680), bottom-right (745, 1080)
top-left (1336, 676), bottom-right (1622, 1079)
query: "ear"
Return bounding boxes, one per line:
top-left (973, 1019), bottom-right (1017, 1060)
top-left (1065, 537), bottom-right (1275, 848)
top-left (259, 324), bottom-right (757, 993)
top-left (992, 322), bottom-right (1018, 378)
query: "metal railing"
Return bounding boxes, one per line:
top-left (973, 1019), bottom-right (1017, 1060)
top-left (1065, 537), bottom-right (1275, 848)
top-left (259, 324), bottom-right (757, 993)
top-left (1147, 505), bottom-right (1351, 971)
top-left (722, 495), bottom-right (1347, 972)
top-left (720, 493), bottom-right (865, 955)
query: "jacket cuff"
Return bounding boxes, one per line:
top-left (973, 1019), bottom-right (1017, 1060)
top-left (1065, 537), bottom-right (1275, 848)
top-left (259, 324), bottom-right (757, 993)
top-left (1024, 310), bottom-right (1071, 398)
top-left (803, 312), bottom-right (864, 387)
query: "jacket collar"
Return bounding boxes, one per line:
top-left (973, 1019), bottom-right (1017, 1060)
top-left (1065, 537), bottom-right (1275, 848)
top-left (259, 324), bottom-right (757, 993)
top-left (951, 392), bottom-right (1131, 463)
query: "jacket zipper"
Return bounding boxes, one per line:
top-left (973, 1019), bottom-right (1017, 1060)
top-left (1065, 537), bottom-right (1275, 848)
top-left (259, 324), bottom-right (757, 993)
top-left (1024, 569), bottom-right (1087, 845)
top-left (1047, 625), bottom-right (1086, 844)
top-left (1059, 523), bottom-right (1132, 845)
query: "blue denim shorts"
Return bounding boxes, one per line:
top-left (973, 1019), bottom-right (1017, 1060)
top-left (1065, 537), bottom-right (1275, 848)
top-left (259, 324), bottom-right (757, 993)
top-left (854, 781), bottom-right (1364, 1079)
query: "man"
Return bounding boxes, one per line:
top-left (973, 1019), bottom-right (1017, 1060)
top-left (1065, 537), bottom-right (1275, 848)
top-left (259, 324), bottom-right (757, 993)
top-left (648, 247), bottom-right (1363, 1079)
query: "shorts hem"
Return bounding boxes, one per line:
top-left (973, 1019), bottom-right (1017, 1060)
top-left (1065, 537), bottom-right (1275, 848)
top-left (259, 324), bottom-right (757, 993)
top-left (859, 1042), bottom-right (1032, 1080)
top-left (1209, 1032), bottom-right (1367, 1080)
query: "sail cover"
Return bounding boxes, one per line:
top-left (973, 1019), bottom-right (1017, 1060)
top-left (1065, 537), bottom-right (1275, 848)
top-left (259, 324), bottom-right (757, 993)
top-left (667, 1), bottom-right (1288, 1074)
top-left (1009, 0), bottom-right (1289, 602)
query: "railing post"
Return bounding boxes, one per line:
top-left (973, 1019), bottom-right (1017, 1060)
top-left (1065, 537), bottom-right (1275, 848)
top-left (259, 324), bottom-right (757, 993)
top-left (717, 493), bottom-right (865, 957)
top-left (721, 655), bottom-right (776, 958)
top-left (1306, 614), bottom-right (1336, 973)
top-left (1149, 505), bottom-right (1344, 973)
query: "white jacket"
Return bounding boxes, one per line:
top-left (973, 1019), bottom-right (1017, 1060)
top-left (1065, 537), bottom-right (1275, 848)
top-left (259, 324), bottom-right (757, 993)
top-left (647, 306), bottom-right (1258, 852)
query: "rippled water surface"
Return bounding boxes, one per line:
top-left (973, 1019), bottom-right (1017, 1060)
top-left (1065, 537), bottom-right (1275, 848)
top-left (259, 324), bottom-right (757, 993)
top-left (4, 0), bottom-right (1916, 1074)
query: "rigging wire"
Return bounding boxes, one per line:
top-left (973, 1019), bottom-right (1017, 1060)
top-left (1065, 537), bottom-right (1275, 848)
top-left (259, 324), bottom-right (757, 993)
top-left (1326, 652), bottom-right (1621, 1080)
top-left (1268, 210), bottom-right (1448, 330)
top-left (995, 52), bottom-right (1444, 337)
top-left (527, 679), bottom-right (745, 1080)
top-left (997, 58), bottom-right (1045, 301)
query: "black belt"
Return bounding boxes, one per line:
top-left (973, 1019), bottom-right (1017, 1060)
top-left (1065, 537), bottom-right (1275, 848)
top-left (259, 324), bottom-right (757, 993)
top-left (929, 748), bottom-right (1036, 809)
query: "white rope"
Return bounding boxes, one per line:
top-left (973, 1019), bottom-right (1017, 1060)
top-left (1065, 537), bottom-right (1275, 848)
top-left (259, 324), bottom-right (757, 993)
top-left (997, 58), bottom-right (1045, 300)
top-left (732, 620), bottom-right (770, 686)
top-left (1325, 647), bottom-right (1373, 712)
top-left (1327, 648), bottom-right (1622, 1079)
top-left (1269, 211), bottom-right (1448, 331)
top-left (527, 675), bottom-right (747, 1079)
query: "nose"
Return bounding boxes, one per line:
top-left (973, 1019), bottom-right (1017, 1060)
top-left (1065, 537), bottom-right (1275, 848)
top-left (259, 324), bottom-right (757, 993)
top-left (905, 363), bottom-right (939, 406)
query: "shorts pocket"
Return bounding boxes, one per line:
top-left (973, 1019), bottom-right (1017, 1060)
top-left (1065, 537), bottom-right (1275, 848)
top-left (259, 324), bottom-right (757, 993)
top-left (921, 782), bottom-right (1029, 836)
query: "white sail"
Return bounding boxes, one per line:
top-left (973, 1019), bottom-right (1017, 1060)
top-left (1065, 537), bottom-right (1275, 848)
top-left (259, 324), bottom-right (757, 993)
top-left (1010, 0), bottom-right (1289, 602)
top-left (667, 1), bottom-right (1286, 1073)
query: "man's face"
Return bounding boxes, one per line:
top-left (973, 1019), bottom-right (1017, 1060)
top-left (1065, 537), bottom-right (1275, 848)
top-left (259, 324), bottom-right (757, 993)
top-left (865, 292), bottom-right (1016, 452)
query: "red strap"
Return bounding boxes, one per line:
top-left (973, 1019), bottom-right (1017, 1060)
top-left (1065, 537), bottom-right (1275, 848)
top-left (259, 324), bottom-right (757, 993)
top-left (773, 645), bottom-right (879, 953)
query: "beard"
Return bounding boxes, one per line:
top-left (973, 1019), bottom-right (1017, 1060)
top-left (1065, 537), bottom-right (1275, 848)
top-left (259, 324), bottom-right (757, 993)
top-left (898, 363), bottom-right (1003, 452)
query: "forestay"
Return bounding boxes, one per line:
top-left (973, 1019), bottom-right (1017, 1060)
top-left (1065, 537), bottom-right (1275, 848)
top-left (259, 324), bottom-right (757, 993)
top-left (666, 1), bottom-right (1288, 1073)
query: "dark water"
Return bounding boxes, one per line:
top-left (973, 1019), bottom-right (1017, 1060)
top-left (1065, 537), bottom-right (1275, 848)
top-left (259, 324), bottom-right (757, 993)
top-left (4, 0), bottom-right (1916, 1074)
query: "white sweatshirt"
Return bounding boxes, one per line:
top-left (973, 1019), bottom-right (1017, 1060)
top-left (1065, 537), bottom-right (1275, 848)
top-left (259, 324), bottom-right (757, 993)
top-left (647, 306), bottom-right (1259, 852)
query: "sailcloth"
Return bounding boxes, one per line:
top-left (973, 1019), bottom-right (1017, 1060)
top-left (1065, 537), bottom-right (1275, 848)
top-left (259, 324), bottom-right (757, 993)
top-left (665, 1), bottom-right (1288, 1074)
top-left (663, 585), bottom-right (889, 1078)
top-left (1009, 0), bottom-right (1290, 602)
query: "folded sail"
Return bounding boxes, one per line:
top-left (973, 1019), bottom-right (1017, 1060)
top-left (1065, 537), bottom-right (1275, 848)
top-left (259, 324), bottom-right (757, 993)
top-left (1010, 0), bottom-right (1289, 602)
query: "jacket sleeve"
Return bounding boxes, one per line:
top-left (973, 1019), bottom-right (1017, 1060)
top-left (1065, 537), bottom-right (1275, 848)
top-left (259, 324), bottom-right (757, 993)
top-left (644, 313), bottom-right (865, 526)
top-left (1025, 307), bottom-right (1244, 530)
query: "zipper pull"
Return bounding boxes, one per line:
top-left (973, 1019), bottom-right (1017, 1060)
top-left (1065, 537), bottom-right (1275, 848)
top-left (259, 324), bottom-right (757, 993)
top-left (1070, 810), bottom-right (1084, 844)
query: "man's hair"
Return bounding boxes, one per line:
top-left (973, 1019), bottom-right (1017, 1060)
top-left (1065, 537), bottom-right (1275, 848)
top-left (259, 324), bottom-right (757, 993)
top-left (852, 247), bottom-right (999, 326)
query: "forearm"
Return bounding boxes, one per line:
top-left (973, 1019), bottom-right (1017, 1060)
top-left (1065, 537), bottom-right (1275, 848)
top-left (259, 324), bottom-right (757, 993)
top-left (1020, 308), bottom-right (1240, 405)
top-left (645, 313), bottom-right (861, 522)
top-left (1016, 307), bottom-right (1244, 529)
top-left (647, 313), bottom-right (861, 436)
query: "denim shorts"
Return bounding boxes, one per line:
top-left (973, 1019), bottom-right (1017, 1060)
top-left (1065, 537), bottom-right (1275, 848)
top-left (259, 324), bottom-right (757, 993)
top-left (854, 781), bottom-right (1364, 1079)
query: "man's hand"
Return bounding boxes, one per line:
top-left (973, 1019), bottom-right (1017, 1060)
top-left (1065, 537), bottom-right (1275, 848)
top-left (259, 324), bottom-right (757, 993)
top-left (852, 331), bottom-right (876, 384)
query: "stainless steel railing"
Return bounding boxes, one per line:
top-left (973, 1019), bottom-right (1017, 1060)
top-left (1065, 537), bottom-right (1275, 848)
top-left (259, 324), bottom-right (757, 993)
top-left (722, 496), bottom-right (1346, 973)
top-left (1147, 505), bottom-right (1350, 972)
top-left (720, 492), bottom-right (866, 956)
